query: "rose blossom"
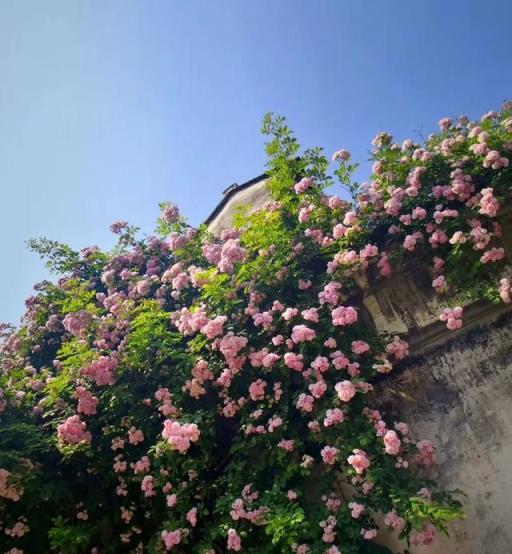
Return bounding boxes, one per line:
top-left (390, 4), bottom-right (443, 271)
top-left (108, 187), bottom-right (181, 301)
top-left (383, 430), bottom-right (401, 455)
top-left (347, 449), bottom-right (370, 474)
top-left (321, 446), bottom-right (339, 465)
top-left (335, 380), bottom-right (356, 402)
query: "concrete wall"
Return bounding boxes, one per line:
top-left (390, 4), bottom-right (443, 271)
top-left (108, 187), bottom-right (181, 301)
top-left (207, 181), bottom-right (512, 554)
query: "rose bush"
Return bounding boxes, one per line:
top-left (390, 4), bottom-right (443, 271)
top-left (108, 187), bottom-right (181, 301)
top-left (1, 102), bottom-right (512, 553)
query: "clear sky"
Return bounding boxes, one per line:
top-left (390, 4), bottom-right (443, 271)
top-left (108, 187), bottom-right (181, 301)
top-left (1, 0), bottom-right (511, 324)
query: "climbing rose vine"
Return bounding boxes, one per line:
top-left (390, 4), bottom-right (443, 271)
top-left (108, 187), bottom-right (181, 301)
top-left (2, 102), bottom-right (512, 553)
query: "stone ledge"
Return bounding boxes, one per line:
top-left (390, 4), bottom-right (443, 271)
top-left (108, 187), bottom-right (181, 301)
top-left (359, 205), bottom-right (512, 355)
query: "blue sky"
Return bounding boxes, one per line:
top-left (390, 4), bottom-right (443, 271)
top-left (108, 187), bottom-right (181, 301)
top-left (1, 0), bottom-right (511, 324)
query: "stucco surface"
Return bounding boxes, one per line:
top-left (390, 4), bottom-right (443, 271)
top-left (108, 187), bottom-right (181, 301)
top-left (376, 311), bottom-right (512, 553)
top-left (206, 178), bottom-right (269, 236)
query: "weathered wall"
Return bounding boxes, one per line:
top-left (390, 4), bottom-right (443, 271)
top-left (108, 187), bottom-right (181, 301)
top-left (377, 309), bottom-right (512, 554)
top-left (207, 180), bottom-right (512, 554)
top-left (354, 207), bottom-right (512, 554)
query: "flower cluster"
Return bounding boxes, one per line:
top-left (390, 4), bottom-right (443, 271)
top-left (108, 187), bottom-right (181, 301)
top-left (57, 415), bottom-right (92, 445)
top-left (161, 420), bottom-right (200, 453)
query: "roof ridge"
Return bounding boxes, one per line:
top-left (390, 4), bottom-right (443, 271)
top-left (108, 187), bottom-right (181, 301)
top-left (204, 172), bottom-right (267, 225)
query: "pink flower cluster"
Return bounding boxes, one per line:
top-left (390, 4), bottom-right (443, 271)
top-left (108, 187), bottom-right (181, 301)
top-left (384, 510), bottom-right (405, 530)
top-left (141, 475), bottom-right (155, 497)
top-left (227, 528), bottom-right (242, 551)
top-left (351, 340), bottom-right (369, 355)
top-left (294, 177), bottom-right (314, 194)
top-left (81, 356), bottom-right (118, 386)
top-left (162, 420), bottom-right (200, 453)
top-left (499, 278), bottom-right (512, 303)
top-left (439, 306), bottom-right (463, 330)
top-left (332, 149), bottom-right (351, 162)
top-left (432, 275), bottom-right (447, 293)
top-left (481, 247), bottom-right (505, 264)
top-left (291, 325), bottom-right (316, 343)
top-left (128, 427), bottom-right (144, 445)
top-left (201, 315), bottom-right (227, 339)
top-left (218, 239), bottom-right (246, 273)
top-left (75, 386), bottom-right (99, 415)
top-left (57, 415), bottom-right (92, 445)
top-left (162, 203), bottom-right (180, 223)
top-left (416, 439), bottom-right (435, 466)
top-left (331, 306), bottom-right (357, 326)
top-left (230, 496), bottom-right (267, 524)
top-left (296, 393), bottom-right (314, 412)
top-left (335, 380), bottom-right (356, 402)
top-left (161, 529), bottom-right (182, 550)
top-left (479, 187), bottom-right (500, 216)
top-left (318, 282), bottom-right (341, 305)
top-left (411, 524), bottom-right (436, 546)
top-left (483, 151), bottom-right (509, 170)
top-left (385, 336), bottom-right (409, 360)
top-left (321, 446), bottom-right (339, 465)
top-left (347, 449), bottom-right (370, 474)
top-left (348, 502), bottom-right (365, 519)
top-left (62, 310), bottom-right (91, 338)
top-left (323, 408), bottom-right (344, 427)
top-left (0, 469), bottom-right (22, 501)
top-left (320, 514), bottom-right (337, 543)
top-left (248, 379), bottom-right (267, 401)
top-left (383, 430), bottom-right (401, 455)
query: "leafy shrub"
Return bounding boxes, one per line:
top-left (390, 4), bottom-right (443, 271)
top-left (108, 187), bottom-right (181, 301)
top-left (2, 103), bottom-right (512, 553)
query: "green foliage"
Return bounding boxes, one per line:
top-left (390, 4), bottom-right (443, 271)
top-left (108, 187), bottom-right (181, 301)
top-left (27, 238), bottom-right (81, 274)
top-left (48, 516), bottom-right (91, 553)
top-left (264, 503), bottom-right (308, 547)
top-left (123, 300), bottom-right (186, 372)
